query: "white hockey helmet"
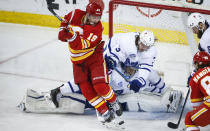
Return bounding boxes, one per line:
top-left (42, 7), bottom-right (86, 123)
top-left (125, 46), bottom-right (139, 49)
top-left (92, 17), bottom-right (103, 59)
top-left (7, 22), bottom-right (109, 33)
top-left (187, 13), bottom-right (205, 28)
top-left (139, 30), bottom-right (155, 46)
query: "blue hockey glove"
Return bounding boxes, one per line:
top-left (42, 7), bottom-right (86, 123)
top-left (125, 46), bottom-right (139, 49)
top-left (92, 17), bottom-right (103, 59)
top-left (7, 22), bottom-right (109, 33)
top-left (129, 77), bottom-right (146, 93)
top-left (105, 56), bottom-right (117, 70)
top-left (124, 58), bottom-right (138, 69)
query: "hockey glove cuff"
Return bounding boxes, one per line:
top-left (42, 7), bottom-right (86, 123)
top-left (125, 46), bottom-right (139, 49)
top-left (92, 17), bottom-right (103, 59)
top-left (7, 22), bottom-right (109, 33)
top-left (105, 56), bottom-right (117, 70)
top-left (58, 27), bottom-right (76, 42)
top-left (129, 77), bottom-right (146, 93)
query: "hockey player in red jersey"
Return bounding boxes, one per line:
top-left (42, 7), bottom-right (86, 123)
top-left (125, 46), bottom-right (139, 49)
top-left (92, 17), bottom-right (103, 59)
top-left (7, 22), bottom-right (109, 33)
top-left (47, 1), bottom-right (123, 125)
top-left (185, 51), bottom-right (210, 131)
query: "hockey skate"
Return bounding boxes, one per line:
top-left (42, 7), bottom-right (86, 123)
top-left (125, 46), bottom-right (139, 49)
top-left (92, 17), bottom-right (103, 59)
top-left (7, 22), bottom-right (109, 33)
top-left (96, 109), bottom-right (125, 130)
top-left (44, 84), bottom-right (63, 108)
top-left (109, 99), bottom-right (123, 116)
top-left (167, 90), bottom-right (182, 113)
top-left (96, 110), bottom-right (115, 123)
top-left (103, 99), bottom-right (125, 129)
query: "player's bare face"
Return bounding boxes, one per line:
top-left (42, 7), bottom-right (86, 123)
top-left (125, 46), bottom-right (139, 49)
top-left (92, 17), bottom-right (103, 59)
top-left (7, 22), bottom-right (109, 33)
top-left (192, 27), bottom-right (199, 34)
top-left (138, 42), bottom-right (150, 52)
top-left (86, 13), bottom-right (101, 26)
top-left (193, 62), bottom-right (199, 71)
top-left (192, 24), bottom-right (205, 39)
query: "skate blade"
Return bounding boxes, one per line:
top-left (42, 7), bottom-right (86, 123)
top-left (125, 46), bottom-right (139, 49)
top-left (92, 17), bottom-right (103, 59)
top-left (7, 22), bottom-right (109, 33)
top-left (102, 119), bottom-right (126, 130)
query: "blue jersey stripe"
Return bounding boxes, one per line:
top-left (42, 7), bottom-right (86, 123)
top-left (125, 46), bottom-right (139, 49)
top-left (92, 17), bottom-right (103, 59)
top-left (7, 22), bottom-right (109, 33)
top-left (139, 67), bottom-right (151, 72)
top-left (153, 78), bottom-right (161, 86)
top-left (68, 81), bottom-right (74, 93)
top-left (108, 38), bottom-right (120, 61)
top-left (158, 83), bottom-right (165, 93)
top-left (27, 95), bottom-right (44, 99)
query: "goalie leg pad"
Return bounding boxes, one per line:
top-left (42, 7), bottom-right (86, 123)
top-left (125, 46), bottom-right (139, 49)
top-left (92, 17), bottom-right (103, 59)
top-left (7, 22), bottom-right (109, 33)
top-left (118, 92), bottom-right (164, 112)
top-left (164, 89), bottom-right (183, 113)
top-left (118, 88), bottom-right (182, 113)
top-left (19, 89), bottom-right (86, 114)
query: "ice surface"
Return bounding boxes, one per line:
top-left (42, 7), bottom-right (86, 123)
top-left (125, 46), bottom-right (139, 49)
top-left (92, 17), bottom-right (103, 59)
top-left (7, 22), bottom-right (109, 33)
top-left (0, 23), bottom-right (209, 131)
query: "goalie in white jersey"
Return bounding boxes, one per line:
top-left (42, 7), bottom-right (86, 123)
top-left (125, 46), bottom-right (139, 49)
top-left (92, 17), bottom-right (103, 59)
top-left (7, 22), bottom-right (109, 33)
top-left (104, 30), bottom-right (182, 112)
top-left (18, 31), bottom-right (182, 114)
top-left (188, 13), bottom-right (210, 54)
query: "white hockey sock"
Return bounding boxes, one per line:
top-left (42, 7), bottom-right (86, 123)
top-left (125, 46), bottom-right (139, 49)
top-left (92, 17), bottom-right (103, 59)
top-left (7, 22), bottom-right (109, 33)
top-left (60, 80), bottom-right (80, 95)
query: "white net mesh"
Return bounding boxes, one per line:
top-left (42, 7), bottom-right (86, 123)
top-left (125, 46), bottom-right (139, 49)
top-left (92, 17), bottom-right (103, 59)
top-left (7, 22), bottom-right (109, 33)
top-left (110, 0), bottom-right (210, 45)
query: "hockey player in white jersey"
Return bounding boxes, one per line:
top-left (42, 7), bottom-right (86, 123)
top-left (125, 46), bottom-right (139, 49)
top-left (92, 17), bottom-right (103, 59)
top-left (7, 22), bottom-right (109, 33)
top-left (187, 13), bottom-right (210, 54)
top-left (19, 30), bottom-right (182, 114)
top-left (186, 13), bottom-right (210, 87)
top-left (104, 30), bottom-right (182, 113)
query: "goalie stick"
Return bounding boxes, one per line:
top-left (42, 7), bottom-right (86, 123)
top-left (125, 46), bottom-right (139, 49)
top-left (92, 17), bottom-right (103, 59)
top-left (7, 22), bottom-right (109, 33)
top-left (167, 88), bottom-right (190, 129)
top-left (113, 66), bottom-right (130, 82)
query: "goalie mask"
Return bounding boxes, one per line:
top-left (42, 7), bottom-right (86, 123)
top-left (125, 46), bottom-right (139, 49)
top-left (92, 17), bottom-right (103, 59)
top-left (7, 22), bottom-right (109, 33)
top-left (187, 13), bottom-right (206, 38)
top-left (137, 30), bottom-right (155, 52)
top-left (124, 66), bottom-right (137, 78)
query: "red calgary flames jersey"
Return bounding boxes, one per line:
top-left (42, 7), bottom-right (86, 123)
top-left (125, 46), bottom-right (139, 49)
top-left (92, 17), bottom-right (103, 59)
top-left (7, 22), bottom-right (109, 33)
top-left (189, 66), bottom-right (210, 108)
top-left (61, 9), bottom-right (103, 64)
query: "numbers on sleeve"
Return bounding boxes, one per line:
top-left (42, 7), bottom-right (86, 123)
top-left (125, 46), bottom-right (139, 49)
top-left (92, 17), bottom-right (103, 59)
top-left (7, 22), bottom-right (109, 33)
top-left (201, 76), bottom-right (210, 95)
top-left (116, 48), bottom-right (120, 52)
top-left (87, 33), bottom-right (98, 42)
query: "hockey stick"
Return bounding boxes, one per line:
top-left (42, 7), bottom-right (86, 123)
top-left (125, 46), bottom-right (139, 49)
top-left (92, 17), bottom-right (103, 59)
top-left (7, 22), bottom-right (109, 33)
top-left (167, 88), bottom-right (190, 129)
top-left (46, 0), bottom-right (63, 22)
top-left (46, 0), bottom-right (75, 24)
top-left (113, 66), bottom-right (130, 82)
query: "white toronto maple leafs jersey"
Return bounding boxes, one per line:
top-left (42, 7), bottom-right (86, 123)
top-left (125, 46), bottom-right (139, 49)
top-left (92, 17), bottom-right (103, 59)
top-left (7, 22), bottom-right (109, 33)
top-left (198, 20), bottom-right (210, 54)
top-left (103, 32), bottom-right (139, 68)
top-left (134, 45), bottom-right (157, 81)
top-left (104, 32), bottom-right (158, 94)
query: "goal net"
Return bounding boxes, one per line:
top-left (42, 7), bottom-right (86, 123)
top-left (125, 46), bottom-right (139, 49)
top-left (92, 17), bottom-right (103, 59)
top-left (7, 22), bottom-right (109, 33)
top-left (108, 0), bottom-right (210, 87)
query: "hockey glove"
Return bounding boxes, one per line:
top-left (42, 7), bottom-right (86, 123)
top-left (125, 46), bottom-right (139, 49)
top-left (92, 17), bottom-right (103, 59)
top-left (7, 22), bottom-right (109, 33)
top-left (124, 58), bottom-right (139, 69)
top-left (58, 26), bottom-right (76, 42)
top-left (129, 77), bottom-right (146, 93)
top-left (105, 56), bottom-right (117, 70)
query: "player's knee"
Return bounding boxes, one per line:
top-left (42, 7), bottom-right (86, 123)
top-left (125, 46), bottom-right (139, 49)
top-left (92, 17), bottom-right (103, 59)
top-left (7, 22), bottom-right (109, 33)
top-left (94, 83), bottom-right (111, 96)
top-left (79, 82), bottom-right (96, 100)
top-left (94, 83), bottom-right (116, 102)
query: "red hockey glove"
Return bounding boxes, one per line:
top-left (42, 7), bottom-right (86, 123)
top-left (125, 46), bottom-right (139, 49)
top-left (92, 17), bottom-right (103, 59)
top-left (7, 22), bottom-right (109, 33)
top-left (58, 27), bottom-right (76, 42)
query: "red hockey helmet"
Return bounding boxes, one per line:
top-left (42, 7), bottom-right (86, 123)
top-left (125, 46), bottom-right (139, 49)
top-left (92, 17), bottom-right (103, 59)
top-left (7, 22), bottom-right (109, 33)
top-left (193, 51), bottom-right (210, 66)
top-left (86, 2), bottom-right (103, 16)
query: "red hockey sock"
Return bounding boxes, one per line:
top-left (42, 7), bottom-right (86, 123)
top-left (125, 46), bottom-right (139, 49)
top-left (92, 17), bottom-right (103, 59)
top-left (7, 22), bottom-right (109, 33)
top-left (94, 83), bottom-right (116, 103)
